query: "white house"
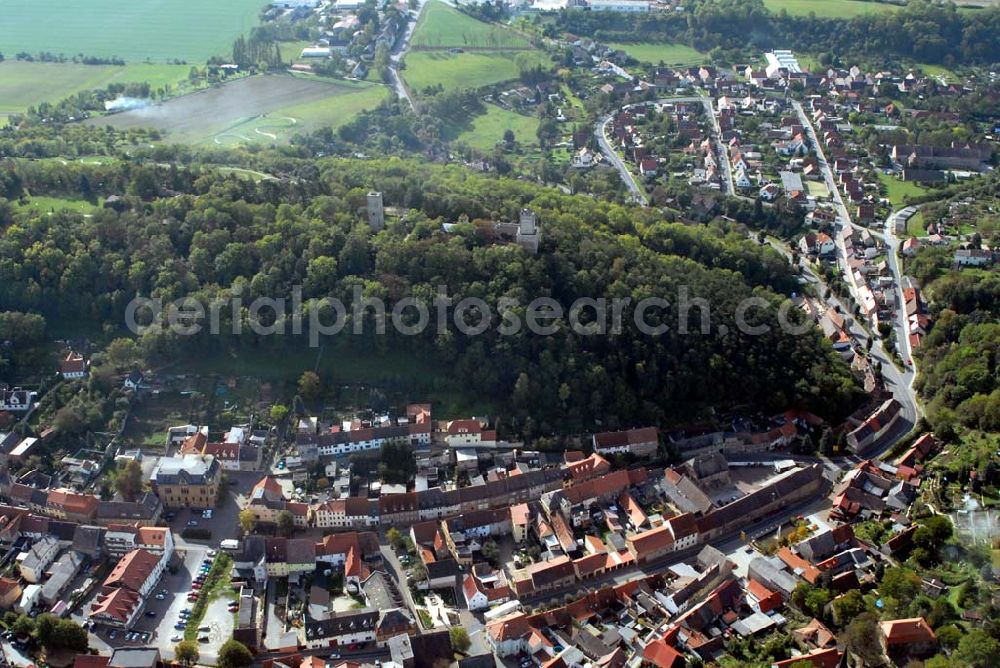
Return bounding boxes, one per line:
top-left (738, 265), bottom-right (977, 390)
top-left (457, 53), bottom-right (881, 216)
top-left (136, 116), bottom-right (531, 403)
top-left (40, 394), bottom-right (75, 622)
top-left (733, 167), bottom-right (752, 189)
top-left (954, 248), bottom-right (992, 267)
top-left (18, 537), bottom-right (61, 583)
top-left (302, 609), bottom-right (378, 649)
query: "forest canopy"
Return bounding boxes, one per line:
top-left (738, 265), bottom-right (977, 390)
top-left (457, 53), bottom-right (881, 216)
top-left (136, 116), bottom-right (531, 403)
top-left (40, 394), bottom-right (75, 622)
top-left (0, 157), bottom-right (860, 436)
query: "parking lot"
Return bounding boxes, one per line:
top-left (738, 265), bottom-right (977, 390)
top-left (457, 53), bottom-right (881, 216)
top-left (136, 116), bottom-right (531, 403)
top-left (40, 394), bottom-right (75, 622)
top-left (79, 544), bottom-right (212, 656)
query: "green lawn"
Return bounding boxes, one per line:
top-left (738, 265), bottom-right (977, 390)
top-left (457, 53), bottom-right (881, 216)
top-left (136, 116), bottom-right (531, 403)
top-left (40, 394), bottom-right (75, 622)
top-left (411, 1), bottom-right (530, 49)
top-left (403, 50), bottom-right (549, 92)
top-left (0, 62), bottom-right (190, 118)
top-left (278, 41), bottom-right (314, 63)
top-left (917, 63), bottom-right (954, 81)
top-left (906, 210), bottom-right (928, 237)
top-left (15, 196), bottom-right (99, 214)
top-left (806, 181), bottom-right (830, 198)
top-left (608, 42), bottom-right (706, 66)
top-left (0, 0), bottom-right (263, 63)
top-left (763, 0), bottom-right (898, 17)
top-left (878, 171), bottom-right (927, 208)
top-left (450, 104), bottom-right (540, 150)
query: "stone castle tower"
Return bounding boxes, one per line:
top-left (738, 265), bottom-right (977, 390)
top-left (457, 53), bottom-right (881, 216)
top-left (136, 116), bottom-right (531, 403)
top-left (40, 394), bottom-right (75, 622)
top-left (367, 191), bottom-right (384, 232)
top-left (515, 208), bottom-right (540, 254)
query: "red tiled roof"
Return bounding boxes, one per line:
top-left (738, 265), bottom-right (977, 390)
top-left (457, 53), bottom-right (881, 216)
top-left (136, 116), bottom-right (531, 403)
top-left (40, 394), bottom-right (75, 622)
top-left (627, 525), bottom-right (673, 556)
top-left (486, 613), bottom-right (531, 642)
top-left (747, 579), bottom-right (782, 613)
top-left (777, 547), bottom-right (821, 583)
top-left (74, 656), bottom-right (110, 668)
top-left (880, 617), bottom-right (935, 646)
top-left (103, 548), bottom-right (159, 592)
top-left (510, 503), bottom-right (531, 526)
top-left (48, 488), bottom-right (98, 515)
top-left (91, 586), bottom-right (141, 623)
top-left (447, 419), bottom-right (482, 436)
top-left (773, 647), bottom-right (841, 668)
top-left (642, 639), bottom-right (684, 668)
top-left (137, 527), bottom-right (169, 546)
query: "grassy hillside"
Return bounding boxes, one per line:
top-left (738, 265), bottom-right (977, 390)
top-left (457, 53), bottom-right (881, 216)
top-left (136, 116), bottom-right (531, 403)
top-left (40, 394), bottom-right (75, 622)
top-left (0, 0), bottom-right (264, 62)
top-left (449, 104), bottom-right (540, 150)
top-left (608, 42), bottom-right (707, 66)
top-left (762, 0), bottom-right (898, 18)
top-left (411, 1), bottom-right (530, 49)
top-left (403, 51), bottom-right (549, 92)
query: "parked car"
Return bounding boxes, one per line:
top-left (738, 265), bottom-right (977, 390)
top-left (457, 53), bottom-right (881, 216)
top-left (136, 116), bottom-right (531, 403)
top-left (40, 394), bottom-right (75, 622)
top-left (145, 610), bottom-right (156, 617)
top-left (174, 623), bottom-right (187, 630)
top-left (170, 635), bottom-right (182, 642)
top-left (187, 520), bottom-right (199, 526)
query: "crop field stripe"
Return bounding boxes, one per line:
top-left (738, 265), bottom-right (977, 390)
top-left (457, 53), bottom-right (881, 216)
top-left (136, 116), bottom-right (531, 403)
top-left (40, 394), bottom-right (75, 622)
top-left (0, 0), bottom-right (265, 63)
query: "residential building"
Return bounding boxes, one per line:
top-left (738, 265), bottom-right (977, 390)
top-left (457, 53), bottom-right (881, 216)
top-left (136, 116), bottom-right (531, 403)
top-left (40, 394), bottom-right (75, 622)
top-left (303, 609), bottom-right (379, 649)
top-left (592, 427), bottom-right (659, 457)
top-left (59, 351), bottom-right (89, 379)
top-left (96, 492), bottom-right (163, 526)
top-left (879, 617), bottom-right (936, 659)
top-left (91, 549), bottom-right (166, 628)
top-left (0, 577), bottom-right (22, 610)
top-left (18, 536), bottom-right (60, 583)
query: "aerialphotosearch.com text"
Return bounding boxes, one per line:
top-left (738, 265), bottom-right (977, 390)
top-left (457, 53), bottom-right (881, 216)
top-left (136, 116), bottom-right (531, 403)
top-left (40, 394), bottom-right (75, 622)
top-left (125, 285), bottom-right (813, 347)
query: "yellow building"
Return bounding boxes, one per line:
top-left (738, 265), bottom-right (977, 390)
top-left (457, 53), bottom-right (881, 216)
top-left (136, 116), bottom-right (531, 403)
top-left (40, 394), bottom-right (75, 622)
top-left (150, 454), bottom-right (221, 508)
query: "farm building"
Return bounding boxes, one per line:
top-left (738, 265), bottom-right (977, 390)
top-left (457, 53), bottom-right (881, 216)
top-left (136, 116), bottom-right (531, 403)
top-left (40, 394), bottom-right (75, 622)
top-left (300, 47), bottom-right (332, 58)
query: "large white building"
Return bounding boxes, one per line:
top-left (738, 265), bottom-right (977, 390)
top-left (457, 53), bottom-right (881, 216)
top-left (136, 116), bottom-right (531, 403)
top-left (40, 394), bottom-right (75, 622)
top-left (588, 0), bottom-right (649, 11)
top-left (764, 50), bottom-right (802, 78)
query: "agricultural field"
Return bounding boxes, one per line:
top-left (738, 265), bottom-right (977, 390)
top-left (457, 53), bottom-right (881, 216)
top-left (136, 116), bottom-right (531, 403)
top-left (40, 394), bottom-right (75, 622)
top-left (762, 0), bottom-right (898, 18)
top-left (403, 51), bottom-right (549, 92)
top-left (608, 42), bottom-right (707, 67)
top-left (449, 104), bottom-right (540, 150)
top-left (0, 62), bottom-right (190, 123)
top-left (86, 75), bottom-right (386, 145)
top-left (411, 1), bottom-right (531, 49)
top-left (1, 0), bottom-right (264, 63)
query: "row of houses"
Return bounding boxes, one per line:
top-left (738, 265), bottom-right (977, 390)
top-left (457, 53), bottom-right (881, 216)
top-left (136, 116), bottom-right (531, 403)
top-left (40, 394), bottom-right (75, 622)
top-left (252, 426), bottom-right (659, 532)
top-left (0, 503), bottom-right (174, 623)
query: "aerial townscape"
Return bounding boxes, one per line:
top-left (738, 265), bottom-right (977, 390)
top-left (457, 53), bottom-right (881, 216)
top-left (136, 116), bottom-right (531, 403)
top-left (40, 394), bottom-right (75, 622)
top-left (0, 0), bottom-right (999, 668)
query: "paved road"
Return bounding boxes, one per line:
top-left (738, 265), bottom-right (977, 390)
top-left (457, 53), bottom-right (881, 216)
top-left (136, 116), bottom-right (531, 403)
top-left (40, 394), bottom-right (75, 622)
top-left (790, 99), bottom-right (920, 431)
top-left (791, 100), bottom-right (853, 229)
top-left (594, 110), bottom-right (647, 205)
top-left (388, 0), bottom-right (428, 110)
top-left (379, 541), bottom-right (422, 621)
top-left (883, 206), bottom-right (921, 373)
top-left (700, 93), bottom-right (733, 195)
